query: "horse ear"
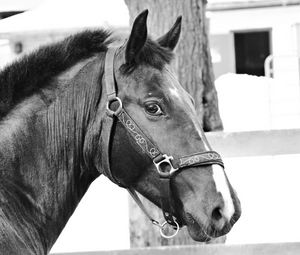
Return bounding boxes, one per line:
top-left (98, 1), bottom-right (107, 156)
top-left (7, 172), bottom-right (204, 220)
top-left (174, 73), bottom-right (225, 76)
top-left (157, 16), bottom-right (182, 50)
top-left (125, 9), bottom-right (148, 64)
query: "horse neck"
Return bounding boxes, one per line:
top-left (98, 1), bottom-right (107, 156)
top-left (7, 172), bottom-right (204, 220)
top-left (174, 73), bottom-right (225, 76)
top-left (41, 56), bottom-right (106, 249)
top-left (0, 56), bottom-right (105, 254)
top-left (0, 95), bottom-right (53, 254)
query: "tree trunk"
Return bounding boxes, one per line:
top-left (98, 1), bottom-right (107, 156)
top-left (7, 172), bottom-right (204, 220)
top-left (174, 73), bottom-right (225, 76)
top-left (124, 0), bottom-right (225, 248)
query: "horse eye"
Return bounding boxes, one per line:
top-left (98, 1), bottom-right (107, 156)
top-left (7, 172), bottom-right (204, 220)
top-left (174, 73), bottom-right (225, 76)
top-left (145, 103), bottom-right (163, 116)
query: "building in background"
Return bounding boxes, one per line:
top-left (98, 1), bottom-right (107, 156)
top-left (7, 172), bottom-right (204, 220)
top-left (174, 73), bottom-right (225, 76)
top-left (207, 0), bottom-right (300, 131)
top-left (207, 0), bottom-right (300, 80)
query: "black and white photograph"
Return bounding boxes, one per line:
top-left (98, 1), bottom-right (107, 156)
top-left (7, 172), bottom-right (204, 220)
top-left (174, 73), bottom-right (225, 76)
top-left (0, 0), bottom-right (299, 254)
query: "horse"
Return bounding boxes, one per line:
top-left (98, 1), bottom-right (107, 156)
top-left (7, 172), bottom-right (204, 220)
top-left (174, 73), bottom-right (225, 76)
top-left (0, 10), bottom-right (241, 254)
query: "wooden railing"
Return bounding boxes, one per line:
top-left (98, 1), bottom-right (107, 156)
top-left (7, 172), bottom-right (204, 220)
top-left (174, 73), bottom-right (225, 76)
top-left (207, 129), bottom-right (300, 157)
top-left (53, 242), bottom-right (300, 255)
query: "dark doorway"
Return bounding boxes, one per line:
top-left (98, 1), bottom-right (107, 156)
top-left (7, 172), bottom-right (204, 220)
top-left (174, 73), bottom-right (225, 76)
top-left (234, 30), bottom-right (271, 76)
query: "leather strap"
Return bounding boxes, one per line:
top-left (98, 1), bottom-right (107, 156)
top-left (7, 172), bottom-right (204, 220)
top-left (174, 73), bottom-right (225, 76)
top-left (128, 185), bottom-right (180, 228)
top-left (159, 177), bottom-right (181, 227)
top-left (117, 109), bottom-right (161, 159)
top-left (127, 188), bottom-right (161, 226)
top-left (105, 47), bottom-right (118, 100)
top-left (174, 151), bottom-right (224, 169)
top-left (101, 116), bottom-right (122, 186)
top-left (102, 47), bottom-right (124, 186)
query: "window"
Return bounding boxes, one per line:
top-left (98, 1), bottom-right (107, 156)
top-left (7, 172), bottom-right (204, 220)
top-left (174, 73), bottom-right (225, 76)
top-left (234, 30), bottom-right (271, 76)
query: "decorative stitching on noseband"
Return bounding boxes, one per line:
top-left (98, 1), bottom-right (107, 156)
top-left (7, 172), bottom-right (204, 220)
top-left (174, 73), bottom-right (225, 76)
top-left (179, 152), bottom-right (223, 168)
top-left (118, 110), bottom-right (160, 158)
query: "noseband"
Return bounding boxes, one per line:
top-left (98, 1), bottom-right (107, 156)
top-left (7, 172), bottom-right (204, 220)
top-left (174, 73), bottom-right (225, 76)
top-left (103, 47), bottom-right (224, 238)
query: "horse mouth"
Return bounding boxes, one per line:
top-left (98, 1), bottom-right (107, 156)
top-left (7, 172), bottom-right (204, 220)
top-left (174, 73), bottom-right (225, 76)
top-left (184, 211), bottom-right (241, 242)
top-left (184, 213), bottom-right (213, 242)
top-left (183, 212), bottom-right (233, 242)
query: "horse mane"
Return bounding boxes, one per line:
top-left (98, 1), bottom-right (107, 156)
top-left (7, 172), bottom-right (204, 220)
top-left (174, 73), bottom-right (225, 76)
top-left (0, 29), bottom-right (174, 119)
top-left (0, 29), bottom-right (112, 119)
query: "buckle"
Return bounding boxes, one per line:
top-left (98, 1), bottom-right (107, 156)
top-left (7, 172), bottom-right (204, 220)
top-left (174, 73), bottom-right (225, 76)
top-left (153, 154), bottom-right (178, 178)
top-left (106, 96), bottom-right (123, 117)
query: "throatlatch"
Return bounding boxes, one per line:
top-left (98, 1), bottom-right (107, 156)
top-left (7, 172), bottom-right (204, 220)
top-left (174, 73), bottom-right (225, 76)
top-left (103, 47), bottom-right (224, 239)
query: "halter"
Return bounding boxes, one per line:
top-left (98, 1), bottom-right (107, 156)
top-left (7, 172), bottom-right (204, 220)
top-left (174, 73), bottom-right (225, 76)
top-left (103, 47), bottom-right (224, 238)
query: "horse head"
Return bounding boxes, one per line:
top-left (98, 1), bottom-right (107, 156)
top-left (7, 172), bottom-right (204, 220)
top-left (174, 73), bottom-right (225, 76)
top-left (95, 10), bottom-right (241, 241)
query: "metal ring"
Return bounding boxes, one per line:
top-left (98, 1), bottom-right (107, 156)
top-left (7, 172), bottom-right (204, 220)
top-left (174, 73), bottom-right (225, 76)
top-left (159, 220), bottom-right (180, 239)
top-left (106, 97), bottom-right (123, 116)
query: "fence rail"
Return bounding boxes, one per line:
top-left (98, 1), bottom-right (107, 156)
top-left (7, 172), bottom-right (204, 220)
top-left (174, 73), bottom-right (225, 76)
top-left (207, 128), bottom-right (300, 157)
top-left (53, 242), bottom-right (300, 255)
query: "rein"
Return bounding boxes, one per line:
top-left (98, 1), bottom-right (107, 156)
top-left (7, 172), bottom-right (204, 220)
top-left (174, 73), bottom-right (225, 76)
top-left (103, 47), bottom-right (224, 238)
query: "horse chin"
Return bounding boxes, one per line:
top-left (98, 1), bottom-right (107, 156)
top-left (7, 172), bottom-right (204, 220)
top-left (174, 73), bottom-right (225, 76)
top-left (183, 213), bottom-right (212, 242)
top-left (184, 211), bottom-right (237, 242)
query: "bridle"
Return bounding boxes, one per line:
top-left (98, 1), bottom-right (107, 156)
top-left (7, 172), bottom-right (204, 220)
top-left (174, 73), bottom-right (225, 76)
top-left (103, 47), bottom-right (224, 238)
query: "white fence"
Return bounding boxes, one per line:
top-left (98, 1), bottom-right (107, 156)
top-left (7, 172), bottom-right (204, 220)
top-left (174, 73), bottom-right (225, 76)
top-left (53, 242), bottom-right (300, 255)
top-left (207, 128), bottom-right (300, 157)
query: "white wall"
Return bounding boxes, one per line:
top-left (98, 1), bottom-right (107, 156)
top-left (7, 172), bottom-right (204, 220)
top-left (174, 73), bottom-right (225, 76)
top-left (210, 33), bottom-right (235, 78)
top-left (208, 5), bottom-right (300, 56)
top-left (208, 5), bottom-right (300, 78)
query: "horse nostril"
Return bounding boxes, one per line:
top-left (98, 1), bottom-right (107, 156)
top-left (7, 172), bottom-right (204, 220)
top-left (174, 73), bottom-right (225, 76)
top-left (211, 207), bottom-right (223, 221)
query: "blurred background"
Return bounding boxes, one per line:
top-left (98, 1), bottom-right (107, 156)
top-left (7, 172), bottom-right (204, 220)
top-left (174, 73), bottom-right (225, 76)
top-left (0, 0), bottom-right (299, 253)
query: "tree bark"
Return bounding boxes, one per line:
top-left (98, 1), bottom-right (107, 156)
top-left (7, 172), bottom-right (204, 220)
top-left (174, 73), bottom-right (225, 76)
top-left (124, 0), bottom-right (225, 247)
